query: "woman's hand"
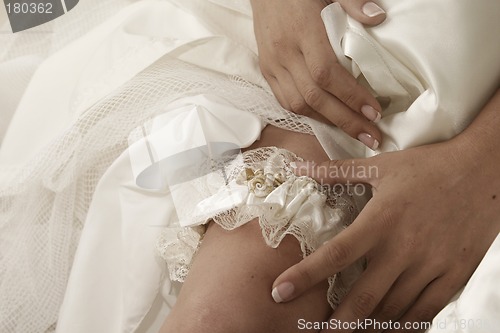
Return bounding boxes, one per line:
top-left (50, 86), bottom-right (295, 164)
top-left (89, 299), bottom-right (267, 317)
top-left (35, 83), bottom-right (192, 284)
top-left (250, 0), bottom-right (386, 150)
top-left (269, 90), bottom-right (500, 332)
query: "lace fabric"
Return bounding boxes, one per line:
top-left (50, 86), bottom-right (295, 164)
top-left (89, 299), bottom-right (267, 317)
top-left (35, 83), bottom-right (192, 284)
top-left (0, 52), bottom-right (318, 333)
top-left (157, 147), bottom-right (368, 308)
top-left (2, 0), bottom-right (499, 331)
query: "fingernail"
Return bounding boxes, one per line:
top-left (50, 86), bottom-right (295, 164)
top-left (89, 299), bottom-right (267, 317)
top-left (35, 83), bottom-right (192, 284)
top-left (358, 133), bottom-right (379, 150)
top-left (271, 282), bottom-right (295, 303)
top-left (361, 105), bottom-right (381, 123)
top-left (362, 2), bottom-right (385, 17)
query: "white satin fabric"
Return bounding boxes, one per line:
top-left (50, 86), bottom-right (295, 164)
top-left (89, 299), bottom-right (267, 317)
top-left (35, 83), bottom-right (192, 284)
top-left (321, 0), bottom-right (500, 156)
top-left (0, 0), bottom-right (499, 332)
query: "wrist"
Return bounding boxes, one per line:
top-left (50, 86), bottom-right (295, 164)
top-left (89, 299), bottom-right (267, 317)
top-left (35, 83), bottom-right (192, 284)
top-left (454, 90), bottom-right (500, 171)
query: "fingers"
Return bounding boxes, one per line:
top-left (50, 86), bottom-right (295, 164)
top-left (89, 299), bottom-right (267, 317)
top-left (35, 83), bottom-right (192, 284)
top-left (262, 36), bottom-right (383, 148)
top-left (270, 68), bottom-right (316, 116)
top-left (385, 274), bottom-right (461, 333)
top-left (365, 268), bottom-right (443, 333)
top-left (336, 0), bottom-right (386, 25)
top-left (271, 204), bottom-right (381, 304)
top-left (327, 258), bottom-right (403, 333)
top-left (299, 36), bottom-right (382, 124)
top-left (287, 57), bottom-right (382, 147)
top-left (264, 73), bottom-right (289, 110)
top-left (252, 0), bottom-right (385, 148)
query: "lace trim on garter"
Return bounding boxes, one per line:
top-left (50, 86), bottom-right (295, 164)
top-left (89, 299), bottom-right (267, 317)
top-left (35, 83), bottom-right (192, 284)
top-left (157, 146), bottom-right (366, 308)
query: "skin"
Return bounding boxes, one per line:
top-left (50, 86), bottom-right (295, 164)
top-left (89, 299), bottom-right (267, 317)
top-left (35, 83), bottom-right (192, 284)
top-left (160, 122), bottom-right (334, 333)
top-left (162, 1), bottom-right (499, 332)
top-left (250, 0), bottom-right (386, 149)
top-left (272, 89), bottom-right (500, 332)
top-left (160, 2), bottom-right (387, 331)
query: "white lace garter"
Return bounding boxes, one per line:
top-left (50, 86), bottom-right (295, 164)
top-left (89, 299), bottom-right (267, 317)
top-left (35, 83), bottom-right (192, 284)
top-left (157, 146), bottom-right (369, 307)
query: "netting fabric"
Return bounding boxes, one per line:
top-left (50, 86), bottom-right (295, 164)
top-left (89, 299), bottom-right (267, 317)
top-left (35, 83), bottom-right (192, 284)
top-left (0, 37), bottom-right (316, 333)
top-left (0, 0), bottom-right (135, 145)
top-left (0, 0), bottom-right (331, 331)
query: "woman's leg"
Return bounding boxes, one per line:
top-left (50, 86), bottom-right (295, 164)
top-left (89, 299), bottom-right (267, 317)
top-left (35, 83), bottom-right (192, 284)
top-left (161, 126), bottom-right (332, 333)
top-left (161, 220), bottom-right (331, 333)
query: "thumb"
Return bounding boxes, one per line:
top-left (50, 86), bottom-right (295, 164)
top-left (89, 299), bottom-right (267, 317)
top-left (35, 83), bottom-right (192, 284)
top-left (336, 0), bottom-right (386, 26)
top-left (291, 158), bottom-right (378, 184)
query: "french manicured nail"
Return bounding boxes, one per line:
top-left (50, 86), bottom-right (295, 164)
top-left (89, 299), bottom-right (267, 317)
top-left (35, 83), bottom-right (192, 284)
top-left (362, 2), bottom-right (385, 17)
top-left (358, 133), bottom-right (379, 150)
top-left (361, 105), bottom-right (381, 123)
top-left (272, 282), bottom-right (295, 303)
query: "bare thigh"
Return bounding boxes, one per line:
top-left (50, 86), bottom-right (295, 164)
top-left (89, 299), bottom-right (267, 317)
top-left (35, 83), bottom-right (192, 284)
top-left (161, 126), bottom-right (331, 333)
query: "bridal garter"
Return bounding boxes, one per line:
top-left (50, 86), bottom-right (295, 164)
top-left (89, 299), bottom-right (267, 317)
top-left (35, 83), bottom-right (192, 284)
top-left (157, 146), bottom-right (369, 307)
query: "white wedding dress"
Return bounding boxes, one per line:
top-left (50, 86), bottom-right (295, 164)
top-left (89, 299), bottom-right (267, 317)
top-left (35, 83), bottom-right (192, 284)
top-left (0, 0), bottom-right (499, 332)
